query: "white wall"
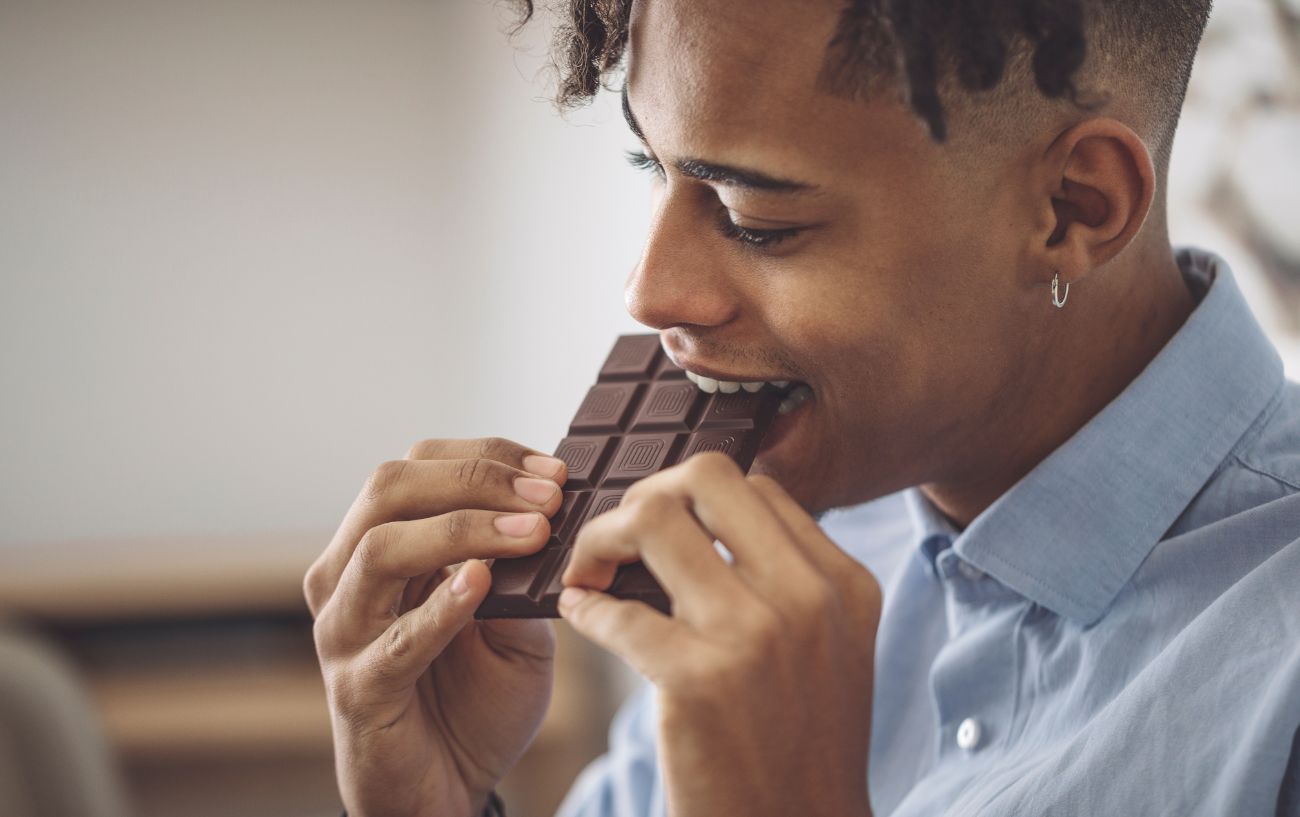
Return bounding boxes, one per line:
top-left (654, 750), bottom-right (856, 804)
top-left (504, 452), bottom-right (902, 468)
top-left (0, 0), bottom-right (649, 546)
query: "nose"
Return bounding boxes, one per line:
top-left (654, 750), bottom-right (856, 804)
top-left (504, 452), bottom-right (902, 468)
top-left (624, 189), bottom-right (737, 330)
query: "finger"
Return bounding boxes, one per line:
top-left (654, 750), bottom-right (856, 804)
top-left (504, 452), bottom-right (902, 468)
top-left (355, 558), bottom-right (491, 696)
top-left (404, 436), bottom-right (568, 484)
top-left (557, 586), bottom-right (685, 682)
top-left (747, 474), bottom-right (882, 610)
top-left (334, 509), bottom-right (552, 636)
top-left (633, 452), bottom-right (822, 598)
top-left (562, 494), bottom-right (748, 627)
top-left (399, 565), bottom-right (448, 614)
top-left (744, 474), bottom-right (845, 572)
top-left (304, 455), bottom-right (564, 616)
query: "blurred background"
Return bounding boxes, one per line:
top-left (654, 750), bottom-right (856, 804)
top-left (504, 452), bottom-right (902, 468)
top-left (0, 1), bottom-right (1296, 816)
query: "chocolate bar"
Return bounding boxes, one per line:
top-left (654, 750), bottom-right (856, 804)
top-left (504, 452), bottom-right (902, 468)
top-left (474, 334), bottom-right (785, 619)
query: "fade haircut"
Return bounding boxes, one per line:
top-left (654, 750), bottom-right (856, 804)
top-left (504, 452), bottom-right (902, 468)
top-left (508, 0), bottom-right (1213, 181)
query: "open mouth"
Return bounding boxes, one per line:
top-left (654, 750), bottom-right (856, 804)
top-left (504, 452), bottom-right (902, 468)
top-left (774, 382), bottom-right (813, 415)
top-left (679, 369), bottom-right (813, 415)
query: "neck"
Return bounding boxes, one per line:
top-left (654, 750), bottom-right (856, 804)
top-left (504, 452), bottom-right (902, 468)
top-left (920, 239), bottom-right (1198, 531)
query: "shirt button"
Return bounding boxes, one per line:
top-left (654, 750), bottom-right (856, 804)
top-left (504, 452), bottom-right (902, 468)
top-left (956, 718), bottom-right (983, 751)
top-left (957, 560), bottom-right (985, 581)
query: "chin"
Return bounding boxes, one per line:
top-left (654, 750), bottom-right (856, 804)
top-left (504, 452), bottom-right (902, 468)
top-left (747, 454), bottom-right (832, 516)
top-left (751, 441), bottom-right (901, 519)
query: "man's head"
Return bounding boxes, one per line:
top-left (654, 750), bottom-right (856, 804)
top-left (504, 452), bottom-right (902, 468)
top-left (510, 0), bottom-right (1212, 516)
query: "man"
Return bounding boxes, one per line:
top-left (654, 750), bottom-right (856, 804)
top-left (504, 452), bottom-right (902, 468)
top-left (304, 1), bottom-right (1300, 815)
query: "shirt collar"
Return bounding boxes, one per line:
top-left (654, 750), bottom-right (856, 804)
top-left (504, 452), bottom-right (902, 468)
top-left (904, 485), bottom-right (961, 570)
top-left (904, 247), bottom-right (1285, 625)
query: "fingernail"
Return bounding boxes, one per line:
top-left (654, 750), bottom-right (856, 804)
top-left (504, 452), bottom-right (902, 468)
top-left (451, 562), bottom-right (473, 595)
top-left (523, 455), bottom-right (565, 479)
top-left (493, 512), bottom-right (540, 538)
top-left (514, 477), bottom-right (559, 505)
top-left (558, 586), bottom-right (587, 610)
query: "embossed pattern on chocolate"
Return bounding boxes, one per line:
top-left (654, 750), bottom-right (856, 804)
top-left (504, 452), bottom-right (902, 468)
top-left (474, 334), bottom-right (784, 619)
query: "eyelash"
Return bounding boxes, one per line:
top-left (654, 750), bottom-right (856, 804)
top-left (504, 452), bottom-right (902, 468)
top-left (624, 149), bottom-right (665, 178)
top-left (624, 150), bottom-right (805, 249)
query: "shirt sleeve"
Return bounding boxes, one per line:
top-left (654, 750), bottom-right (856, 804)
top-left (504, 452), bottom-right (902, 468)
top-left (553, 680), bottom-right (665, 817)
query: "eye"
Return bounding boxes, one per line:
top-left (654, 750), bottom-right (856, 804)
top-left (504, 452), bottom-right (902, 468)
top-left (626, 149), bottom-right (806, 251)
top-left (716, 212), bottom-right (805, 249)
top-left (625, 149), bottom-right (665, 180)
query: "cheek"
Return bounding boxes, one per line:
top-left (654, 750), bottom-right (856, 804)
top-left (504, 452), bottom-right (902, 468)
top-left (765, 224), bottom-right (1021, 411)
top-left (753, 262), bottom-right (867, 378)
top-left (749, 180), bottom-right (1025, 384)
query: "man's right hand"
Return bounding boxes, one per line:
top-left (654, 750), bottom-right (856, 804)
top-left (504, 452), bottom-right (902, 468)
top-left (304, 437), bottom-right (568, 817)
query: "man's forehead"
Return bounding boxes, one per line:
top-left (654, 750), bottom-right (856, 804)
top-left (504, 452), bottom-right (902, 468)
top-left (624, 0), bottom-right (896, 173)
top-left (627, 0), bottom-right (838, 125)
top-left (624, 0), bottom-right (930, 189)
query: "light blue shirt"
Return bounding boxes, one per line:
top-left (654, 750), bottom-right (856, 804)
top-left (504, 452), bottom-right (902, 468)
top-left (554, 246), bottom-right (1300, 817)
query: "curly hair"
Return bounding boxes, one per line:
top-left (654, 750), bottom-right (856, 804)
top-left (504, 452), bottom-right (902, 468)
top-left (507, 0), bottom-right (1212, 173)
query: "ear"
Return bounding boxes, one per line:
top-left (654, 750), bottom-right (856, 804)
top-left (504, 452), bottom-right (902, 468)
top-left (1031, 118), bottom-right (1155, 288)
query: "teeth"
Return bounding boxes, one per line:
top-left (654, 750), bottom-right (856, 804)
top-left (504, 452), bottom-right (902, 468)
top-left (683, 371), bottom-right (802, 395)
top-left (777, 383), bottom-right (813, 415)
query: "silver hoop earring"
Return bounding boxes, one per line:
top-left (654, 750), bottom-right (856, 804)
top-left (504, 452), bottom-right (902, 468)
top-left (1051, 271), bottom-right (1069, 309)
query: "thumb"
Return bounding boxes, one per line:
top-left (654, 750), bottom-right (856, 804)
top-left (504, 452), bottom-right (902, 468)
top-left (364, 559), bottom-right (489, 692)
top-left (558, 587), bottom-right (679, 680)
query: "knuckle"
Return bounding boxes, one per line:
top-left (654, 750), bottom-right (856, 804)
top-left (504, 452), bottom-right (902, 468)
top-left (455, 457), bottom-right (498, 493)
top-left (623, 471), bottom-right (669, 505)
top-left (627, 492), bottom-right (676, 527)
top-left (684, 450), bottom-right (740, 481)
top-left (302, 561), bottom-right (327, 617)
top-left (622, 477), bottom-right (650, 504)
top-left (311, 604), bottom-right (345, 659)
top-left (841, 557), bottom-right (874, 587)
top-left (311, 610), bottom-right (329, 650)
top-left (405, 438), bottom-right (444, 460)
top-left (442, 508), bottom-right (475, 546)
top-left (363, 459), bottom-right (408, 504)
top-left (843, 562), bottom-right (883, 612)
top-left (377, 605), bottom-right (444, 673)
top-left (354, 523), bottom-right (396, 574)
top-left (382, 617), bottom-right (414, 665)
top-left (476, 436), bottom-right (518, 463)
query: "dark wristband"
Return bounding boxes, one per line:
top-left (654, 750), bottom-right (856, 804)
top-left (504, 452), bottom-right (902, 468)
top-left (341, 791), bottom-right (505, 817)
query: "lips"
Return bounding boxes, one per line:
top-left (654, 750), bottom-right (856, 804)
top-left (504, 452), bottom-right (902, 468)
top-left (660, 337), bottom-right (810, 407)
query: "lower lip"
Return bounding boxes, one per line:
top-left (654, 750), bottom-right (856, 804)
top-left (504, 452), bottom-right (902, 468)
top-left (757, 389), bottom-right (814, 456)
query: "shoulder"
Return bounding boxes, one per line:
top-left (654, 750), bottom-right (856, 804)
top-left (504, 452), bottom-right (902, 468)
top-left (1167, 378), bottom-right (1300, 538)
top-left (1232, 377), bottom-right (1300, 494)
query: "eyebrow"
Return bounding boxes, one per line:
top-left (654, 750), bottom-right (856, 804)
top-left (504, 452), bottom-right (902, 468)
top-left (621, 85), bottom-right (818, 195)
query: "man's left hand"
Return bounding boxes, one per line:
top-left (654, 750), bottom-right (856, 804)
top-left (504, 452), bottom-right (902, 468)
top-left (557, 452), bottom-right (880, 817)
